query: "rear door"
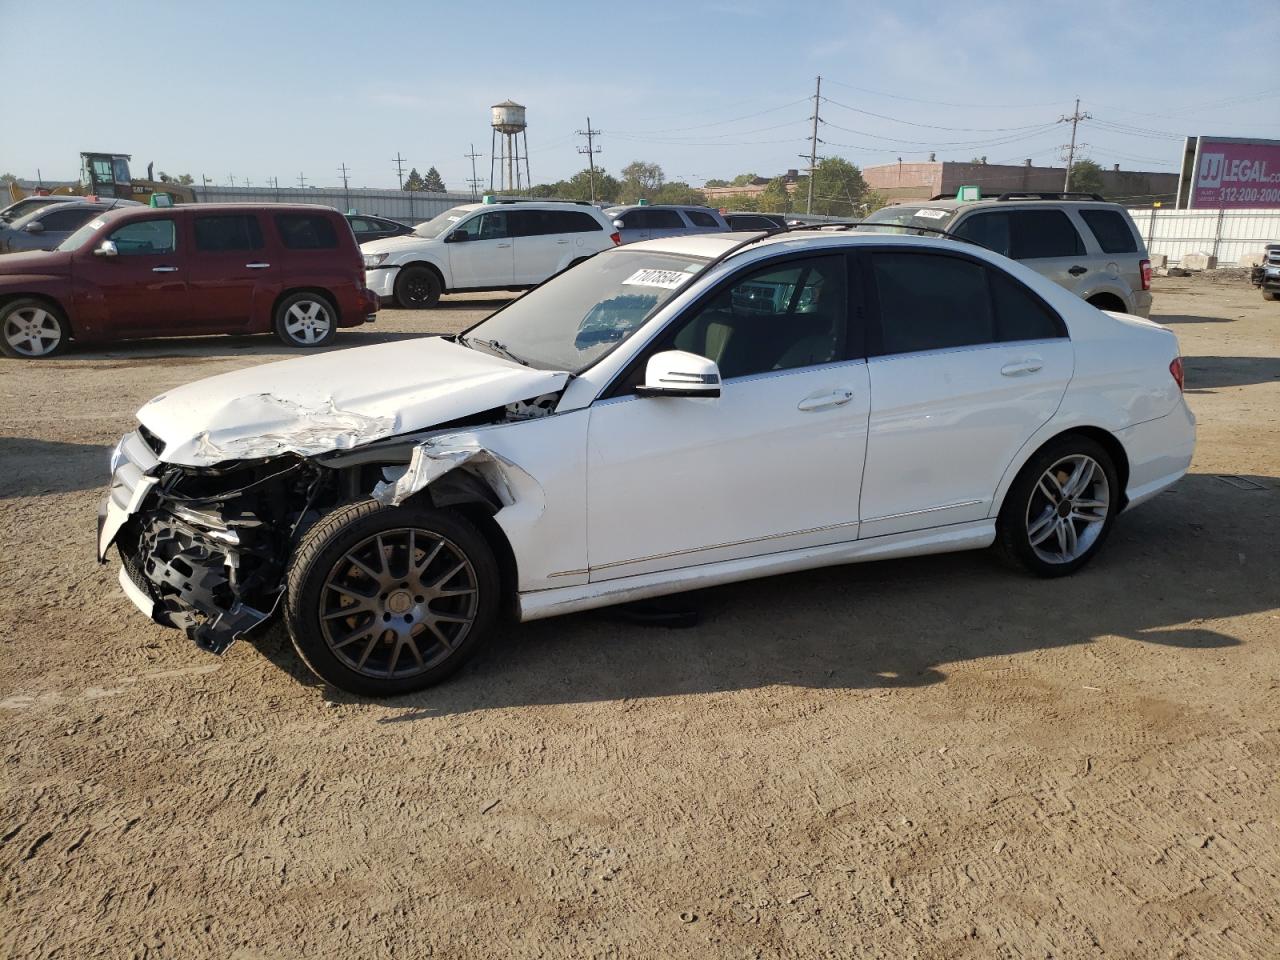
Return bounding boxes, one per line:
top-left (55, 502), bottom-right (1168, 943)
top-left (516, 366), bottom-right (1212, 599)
top-left (509, 210), bottom-right (562, 284)
top-left (684, 209), bottom-right (725, 234)
top-left (446, 210), bottom-right (514, 288)
top-left (644, 208), bottom-right (687, 240)
top-left (75, 216), bottom-right (189, 336)
top-left (857, 249), bottom-right (1073, 538)
top-left (952, 208), bottom-right (1092, 298)
top-left (186, 212), bottom-right (275, 331)
top-left (1076, 206), bottom-right (1146, 299)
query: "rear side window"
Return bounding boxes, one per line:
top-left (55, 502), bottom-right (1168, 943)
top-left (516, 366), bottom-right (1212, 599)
top-left (870, 252), bottom-right (994, 355)
top-left (647, 209), bottom-right (684, 229)
top-left (40, 208), bottom-right (98, 231)
top-left (989, 270), bottom-right (1065, 341)
top-left (951, 212), bottom-right (1011, 258)
top-left (108, 219), bottom-right (176, 255)
top-left (686, 210), bottom-right (719, 227)
top-left (562, 211), bottom-right (602, 233)
top-left (275, 214), bottom-right (338, 250)
top-left (1009, 210), bottom-right (1084, 259)
top-left (1079, 209), bottom-right (1138, 253)
top-left (195, 215), bottom-right (263, 252)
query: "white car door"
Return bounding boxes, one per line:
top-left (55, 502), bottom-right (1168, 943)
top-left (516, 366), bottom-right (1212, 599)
top-left (510, 209), bottom-right (564, 285)
top-left (585, 253), bottom-right (870, 581)
top-left (446, 210), bottom-right (514, 288)
top-left (856, 249), bottom-right (1074, 538)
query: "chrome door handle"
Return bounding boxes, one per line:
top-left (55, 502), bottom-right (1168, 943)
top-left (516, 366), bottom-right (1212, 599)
top-left (497, 243), bottom-right (512, 248)
top-left (245, 262), bottom-right (271, 269)
top-left (556, 239), bottom-right (570, 244)
top-left (152, 266), bottom-right (179, 273)
top-left (1001, 359), bottom-right (1043, 376)
top-left (798, 388), bottom-right (855, 412)
top-left (1068, 265), bottom-right (1088, 276)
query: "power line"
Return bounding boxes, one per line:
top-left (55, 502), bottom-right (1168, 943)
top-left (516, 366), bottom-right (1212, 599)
top-left (464, 144), bottom-right (483, 200)
top-left (576, 117), bottom-right (602, 204)
top-left (391, 152), bottom-right (407, 190)
top-left (297, 172), bottom-right (307, 189)
top-left (820, 96), bottom-right (1058, 133)
top-left (607, 97), bottom-right (811, 136)
top-left (806, 76), bottom-right (822, 215)
top-left (1060, 98), bottom-right (1091, 191)
top-left (822, 77), bottom-right (1071, 110)
top-left (338, 162), bottom-right (351, 211)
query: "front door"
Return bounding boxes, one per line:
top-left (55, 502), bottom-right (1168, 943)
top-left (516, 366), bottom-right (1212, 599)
top-left (74, 216), bottom-right (189, 337)
top-left (446, 210), bottom-right (514, 288)
top-left (186, 212), bottom-right (275, 331)
top-left (586, 252), bottom-right (869, 580)
top-left (857, 249), bottom-right (1074, 538)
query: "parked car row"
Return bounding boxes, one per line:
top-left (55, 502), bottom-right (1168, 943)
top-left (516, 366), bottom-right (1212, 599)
top-left (0, 203), bottom-right (376, 358)
top-left (0, 198), bottom-right (143, 254)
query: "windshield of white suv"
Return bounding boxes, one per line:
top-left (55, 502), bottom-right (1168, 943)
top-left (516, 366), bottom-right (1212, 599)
top-left (413, 206), bottom-right (473, 239)
top-left (859, 205), bottom-right (960, 234)
top-left (461, 250), bottom-right (709, 373)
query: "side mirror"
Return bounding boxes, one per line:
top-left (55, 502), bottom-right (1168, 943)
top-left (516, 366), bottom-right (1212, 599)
top-left (94, 240), bottom-right (119, 257)
top-left (613, 219), bottom-right (626, 230)
top-left (446, 231), bottom-right (471, 243)
top-left (636, 350), bottom-right (721, 399)
top-left (23, 221), bottom-right (45, 234)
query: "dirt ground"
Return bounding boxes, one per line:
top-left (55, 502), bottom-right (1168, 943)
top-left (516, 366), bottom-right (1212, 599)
top-left (2, 276), bottom-right (1278, 959)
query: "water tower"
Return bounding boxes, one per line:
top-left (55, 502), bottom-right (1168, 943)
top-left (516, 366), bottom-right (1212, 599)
top-left (489, 99), bottom-right (531, 194)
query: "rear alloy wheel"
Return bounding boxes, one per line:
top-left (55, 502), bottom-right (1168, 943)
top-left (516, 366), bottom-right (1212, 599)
top-left (284, 501), bottom-right (501, 696)
top-left (0, 298), bottom-right (69, 359)
top-left (394, 266), bottom-right (441, 309)
top-left (273, 292), bottom-right (337, 347)
top-left (997, 436), bottom-right (1119, 577)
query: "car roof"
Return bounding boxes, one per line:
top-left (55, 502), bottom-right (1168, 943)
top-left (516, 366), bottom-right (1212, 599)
top-left (622, 228), bottom-right (1004, 262)
top-left (887, 196), bottom-right (1128, 213)
top-left (12, 200), bottom-right (119, 224)
top-left (606, 203), bottom-right (721, 214)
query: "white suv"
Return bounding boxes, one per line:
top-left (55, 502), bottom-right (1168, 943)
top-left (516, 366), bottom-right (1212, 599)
top-left (362, 200), bottom-right (620, 308)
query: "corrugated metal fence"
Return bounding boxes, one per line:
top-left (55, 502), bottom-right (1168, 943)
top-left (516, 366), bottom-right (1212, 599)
top-left (191, 185), bottom-right (476, 222)
top-left (1127, 208), bottom-right (1280, 265)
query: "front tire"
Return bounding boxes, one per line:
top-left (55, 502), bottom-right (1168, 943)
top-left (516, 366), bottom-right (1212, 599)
top-left (273, 292), bottom-right (337, 347)
top-left (996, 435), bottom-right (1120, 577)
top-left (1264, 289), bottom-right (1279, 302)
top-left (0, 298), bottom-right (69, 359)
top-left (394, 266), bottom-right (441, 309)
top-left (284, 501), bottom-right (501, 696)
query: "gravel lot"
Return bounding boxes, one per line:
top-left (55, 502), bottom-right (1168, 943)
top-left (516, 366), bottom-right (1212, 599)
top-left (2, 277), bottom-right (1278, 958)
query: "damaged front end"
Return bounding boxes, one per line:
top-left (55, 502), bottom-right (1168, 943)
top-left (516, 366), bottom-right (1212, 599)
top-left (100, 428), bottom-right (327, 654)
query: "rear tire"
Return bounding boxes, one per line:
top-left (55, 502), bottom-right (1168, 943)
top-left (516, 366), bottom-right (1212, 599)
top-left (1264, 289), bottom-right (1279, 302)
top-left (394, 266), bottom-right (442, 309)
top-left (996, 435), bottom-right (1120, 578)
top-left (284, 501), bottom-right (502, 697)
top-left (0, 298), bottom-right (69, 359)
top-left (273, 292), bottom-right (337, 347)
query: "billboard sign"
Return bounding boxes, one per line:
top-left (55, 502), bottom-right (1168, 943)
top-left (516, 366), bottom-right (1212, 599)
top-left (1182, 137), bottom-right (1280, 209)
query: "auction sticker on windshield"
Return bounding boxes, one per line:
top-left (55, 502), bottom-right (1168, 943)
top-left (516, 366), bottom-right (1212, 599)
top-left (914, 209), bottom-right (948, 220)
top-left (622, 268), bottom-right (694, 289)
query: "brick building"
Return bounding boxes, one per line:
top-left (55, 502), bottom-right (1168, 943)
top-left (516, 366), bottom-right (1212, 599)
top-left (862, 159), bottom-right (1179, 204)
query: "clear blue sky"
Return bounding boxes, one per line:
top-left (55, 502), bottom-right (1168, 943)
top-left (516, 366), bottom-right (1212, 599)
top-left (4, 0), bottom-right (1277, 191)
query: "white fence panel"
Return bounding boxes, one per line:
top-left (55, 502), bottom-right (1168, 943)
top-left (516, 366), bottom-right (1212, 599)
top-left (1128, 208), bottom-right (1280, 265)
top-left (191, 185), bottom-right (475, 222)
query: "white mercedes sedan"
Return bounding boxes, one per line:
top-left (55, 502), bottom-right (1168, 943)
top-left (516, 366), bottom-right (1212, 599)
top-left (98, 229), bottom-right (1195, 696)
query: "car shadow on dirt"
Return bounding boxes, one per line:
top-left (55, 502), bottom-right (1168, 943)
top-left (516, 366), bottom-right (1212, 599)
top-left (1184, 355), bottom-right (1280, 390)
top-left (59, 330), bottom-right (444, 363)
top-left (1153, 314), bottom-right (1237, 324)
top-left (0, 437), bottom-right (108, 498)
top-left (245, 473), bottom-right (1276, 717)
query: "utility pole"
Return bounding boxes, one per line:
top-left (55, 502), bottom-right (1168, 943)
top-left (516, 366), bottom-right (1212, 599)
top-left (297, 172), bottom-right (307, 189)
top-left (576, 116), bottom-right (602, 204)
top-left (202, 174), bottom-right (211, 187)
top-left (392, 152), bottom-right (407, 191)
top-left (338, 162), bottom-right (351, 212)
top-left (464, 144), bottom-right (483, 200)
top-left (268, 176), bottom-right (280, 201)
top-left (806, 75), bottom-right (823, 215)
top-left (227, 174), bottom-right (235, 188)
top-left (1059, 97), bottom-right (1092, 191)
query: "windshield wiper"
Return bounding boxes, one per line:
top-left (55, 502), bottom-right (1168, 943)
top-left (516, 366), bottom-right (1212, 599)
top-left (463, 336), bottom-right (528, 366)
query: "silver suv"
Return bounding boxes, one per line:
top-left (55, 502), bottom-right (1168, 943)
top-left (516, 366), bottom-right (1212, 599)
top-left (605, 204), bottom-right (729, 244)
top-left (861, 193), bottom-right (1153, 317)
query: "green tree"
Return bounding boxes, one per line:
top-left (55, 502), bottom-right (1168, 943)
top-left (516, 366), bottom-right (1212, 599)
top-left (703, 178), bottom-right (729, 188)
top-left (756, 177), bottom-right (792, 213)
top-left (156, 171), bottom-right (195, 185)
top-left (654, 181), bottom-right (707, 206)
top-left (1066, 158), bottom-right (1105, 195)
top-left (620, 160), bottom-right (664, 201)
top-left (1, 172), bottom-right (19, 184)
top-left (793, 157), bottom-right (870, 217)
top-left (731, 172), bottom-right (760, 187)
top-left (402, 167), bottom-right (425, 191)
top-left (423, 166), bottom-right (446, 192)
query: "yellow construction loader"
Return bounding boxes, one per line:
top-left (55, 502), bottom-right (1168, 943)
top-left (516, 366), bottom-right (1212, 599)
top-left (7, 153), bottom-right (197, 205)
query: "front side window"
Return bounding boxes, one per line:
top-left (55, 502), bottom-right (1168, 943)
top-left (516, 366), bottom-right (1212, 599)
top-left (1079, 209), bottom-right (1138, 254)
top-left (666, 254), bottom-right (849, 379)
top-left (871, 252), bottom-right (993, 355)
top-left (275, 214), bottom-right (338, 250)
top-left (686, 210), bottom-right (719, 227)
top-left (461, 249), bottom-right (707, 372)
top-left (1009, 210), bottom-right (1085, 259)
top-left (108, 219), bottom-right (176, 256)
top-left (453, 211), bottom-right (508, 241)
top-left (195, 215), bottom-right (263, 252)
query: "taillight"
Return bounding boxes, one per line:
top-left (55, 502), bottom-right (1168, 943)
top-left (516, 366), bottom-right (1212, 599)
top-left (1169, 356), bottom-right (1184, 392)
top-left (1140, 258), bottom-right (1152, 291)
top-left (610, 231), bottom-right (621, 245)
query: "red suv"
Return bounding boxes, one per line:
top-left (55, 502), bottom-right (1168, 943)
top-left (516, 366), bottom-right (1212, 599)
top-left (0, 203), bottom-right (378, 359)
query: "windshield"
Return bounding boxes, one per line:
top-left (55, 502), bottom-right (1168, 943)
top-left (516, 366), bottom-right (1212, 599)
top-left (859, 204), bottom-right (959, 234)
top-left (57, 216), bottom-right (107, 251)
top-left (462, 250), bottom-right (709, 373)
top-left (413, 206), bottom-right (474, 239)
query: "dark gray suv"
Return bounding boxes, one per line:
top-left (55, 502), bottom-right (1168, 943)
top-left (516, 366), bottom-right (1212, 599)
top-left (605, 204), bottom-right (729, 244)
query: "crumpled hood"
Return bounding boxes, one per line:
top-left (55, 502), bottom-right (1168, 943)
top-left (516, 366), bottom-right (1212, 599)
top-left (362, 233), bottom-right (435, 256)
top-left (137, 337), bottom-right (569, 467)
